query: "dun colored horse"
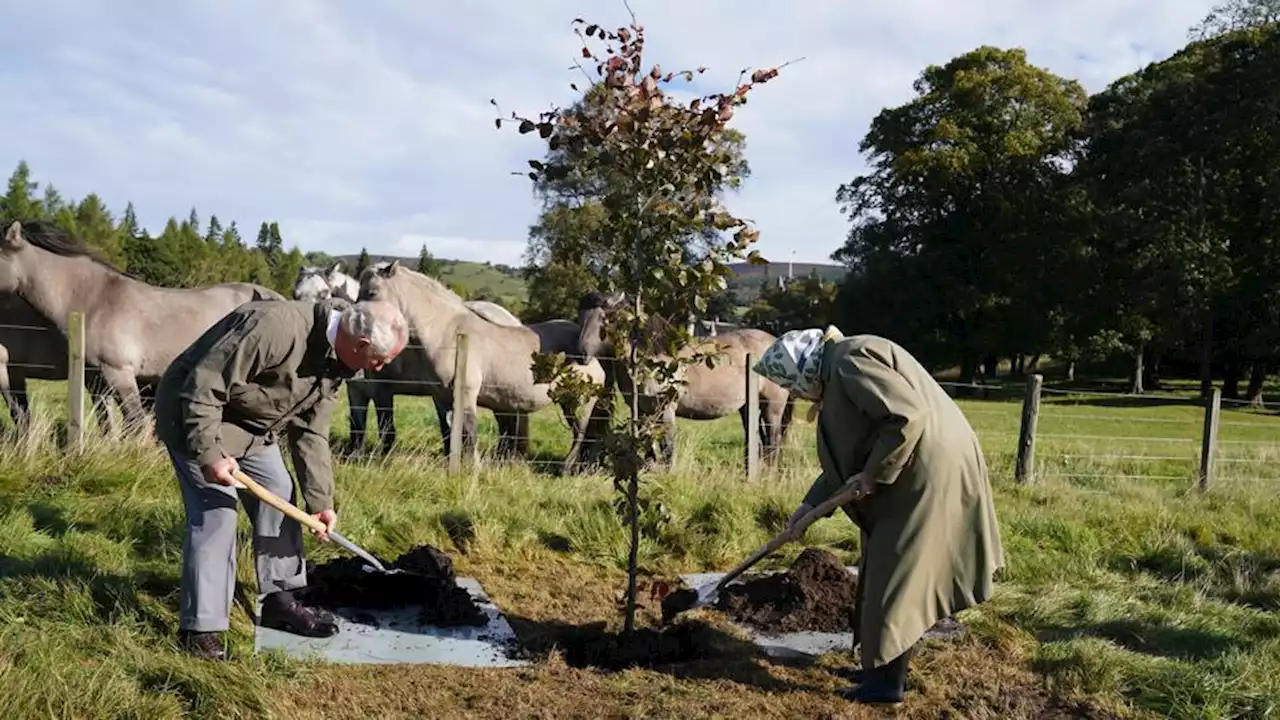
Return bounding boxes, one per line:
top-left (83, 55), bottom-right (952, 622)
top-left (293, 262), bottom-right (530, 455)
top-left (576, 290), bottom-right (795, 470)
top-left (0, 220), bottom-right (283, 432)
top-left (356, 260), bottom-right (605, 472)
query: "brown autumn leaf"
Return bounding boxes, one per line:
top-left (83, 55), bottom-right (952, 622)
top-left (581, 46), bottom-right (591, 58)
top-left (749, 68), bottom-right (773, 83)
top-left (518, 119), bottom-right (536, 134)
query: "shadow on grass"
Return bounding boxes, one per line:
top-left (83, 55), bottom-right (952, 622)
top-left (1121, 540), bottom-right (1280, 612)
top-left (8, 502), bottom-right (265, 630)
top-left (503, 614), bottom-right (829, 693)
top-left (0, 548), bottom-right (179, 634)
top-left (1035, 617), bottom-right (1240, 661)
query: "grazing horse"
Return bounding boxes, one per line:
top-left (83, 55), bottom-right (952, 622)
top-left (575, 290), bottom-right (795, 470)
top-left (0, 220), bottom-right (283, 432)
top-left (293, 261), bottom-right (532, 455)
top-left (356, 260), bottom-right (605, 472)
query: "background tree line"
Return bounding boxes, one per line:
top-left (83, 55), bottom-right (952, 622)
top-left (832, 0), bottom-right (1280, 399)
top-left (0, 159), bottom-right (318, 297)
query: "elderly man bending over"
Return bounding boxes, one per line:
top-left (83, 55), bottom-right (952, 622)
top-left (154, 297), bottom-right (409, 660)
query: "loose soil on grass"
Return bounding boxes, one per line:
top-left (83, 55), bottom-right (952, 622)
top-left (298, 544), bottom-right (488, 627)
top-left (710, 547), bottom-right (859, 633)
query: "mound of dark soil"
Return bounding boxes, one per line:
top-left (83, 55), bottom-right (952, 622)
top-left (298, 544), bottom-right (488, 627)
top-left (713, 547), bottom-right (859, 633)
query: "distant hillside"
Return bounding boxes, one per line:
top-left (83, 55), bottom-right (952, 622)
top-left (725, 261), bottom-right (846, 303)
top-left (333, 254), bottom-right (527, 303)
top-left (327, 254), bottom-right (844, 309)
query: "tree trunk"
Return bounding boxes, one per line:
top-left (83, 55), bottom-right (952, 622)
top-left (959, 353), bottom-right (978, 388)
top-left (1011, 355), bottom-right (1025, 377)
top-left (1223, 360), bottom-right (1242, 400)
top-left (1131, 344), bottom-right (1145, 394)
top-left (1028, 353), bottom-right (1041, 374)
top-left (983, 354), bottom-right (999, 381)
top-left (1145, 347), bottom-right (1164, 390)
top-left (1248, 362), bottom-right (1269, 407)
top-left (1199, 310), bottom-right (1214, 399)
top-left (1066, 360), bottom-right (1076, 382)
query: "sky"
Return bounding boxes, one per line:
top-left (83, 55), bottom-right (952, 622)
top-left (0, 0), bottom-right (1220, 267)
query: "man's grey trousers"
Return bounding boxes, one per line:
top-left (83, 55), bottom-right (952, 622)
top-left (166, 443), bottom-right (308, 633)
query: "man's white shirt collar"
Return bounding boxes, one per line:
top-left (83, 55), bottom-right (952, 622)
top-left (326, 311), bottom-right (341, 348)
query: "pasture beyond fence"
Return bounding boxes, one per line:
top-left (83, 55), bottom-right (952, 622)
top-left (7, 312), bottom-right (1280, 491)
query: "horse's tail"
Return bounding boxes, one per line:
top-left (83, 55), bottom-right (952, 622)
top-left (778, 392), bottom-right (798, 442)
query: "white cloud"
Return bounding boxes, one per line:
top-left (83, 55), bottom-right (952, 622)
top-left (0, 0), bottom-right (1217, 268)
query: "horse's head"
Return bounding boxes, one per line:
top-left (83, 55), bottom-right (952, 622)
top-left (324, 261), bottom-right (359, 302)
top-left (576, 290), bottom-right (627, 364)
top-left (293, 266), bottom-right (331, 301)
top-left (0, 221), bottom-right (27, 294)
top-left (358, 260), bottom-right (401, 303)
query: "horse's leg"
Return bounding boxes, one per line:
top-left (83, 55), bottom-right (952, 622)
top-left (101, 367), bottom-right (147, 437)
top-left (375, 387), bottom-right (396, 455)
top-left (84, 370), bottom-right (120, 437)
top-left (346, 383), bottom-right (368, 456)
top-left (515, 412), bottom-right (531, 458)
top-left (756, 397), bottom-right (784, 470)
top-left (660, 402), bottom-right (678, 472)
top-left (774, 395), bottom-right (796, 469)
top-left (0, 353), bottom-right (21, 429)
top-left (433, 394), bottom-right (452, 458)
top-left (494, 412), bottom-right (517, 460)
top-left (559, 393), bottom-right (597, 475)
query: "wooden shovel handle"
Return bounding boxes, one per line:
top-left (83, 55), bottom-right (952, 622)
top-left (714, 475), bottom-right (870, 591)
top-left (231, 469), bottom-right (327, 534)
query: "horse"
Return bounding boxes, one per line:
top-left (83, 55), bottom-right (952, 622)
top-left (0, 293), bottom-right (149, 433)
top-left (294, 262), bottom-right (360, 303)
top-left (292, 261), bottom-right (532, 456)
top-left (0, 220), bottom-right (284, 433)
top-left (356, 260), bottom-right (606, 472)
top-left (575, 290), bottom-right (796, 470)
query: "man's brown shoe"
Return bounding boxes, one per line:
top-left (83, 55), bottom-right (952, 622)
top-left (260, 591), bottom-right (339, 638)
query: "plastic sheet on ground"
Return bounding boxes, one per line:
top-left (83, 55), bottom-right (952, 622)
top-left (254, 577), bottom-right (527, 667)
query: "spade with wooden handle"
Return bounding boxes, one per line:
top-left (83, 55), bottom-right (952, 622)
top-left (661, 474), bottom-right (871, 621)
top-left (229, 469), bottom-right (400, 575)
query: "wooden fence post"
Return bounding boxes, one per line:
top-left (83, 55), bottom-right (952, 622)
top-left (448, 332), bottom-right (470, 475)
top-left (745, 353), bottom-right (760, 482)
top-left (1198, 386), bottom-right (1221, 492)
top-left (67, 311), bottom-right (86, 451)
top-left (1014, 373), bottom-right (1042, 484)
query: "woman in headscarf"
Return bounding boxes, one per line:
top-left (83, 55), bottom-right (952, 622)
top-left (754, 327), bottom-right (1005, 707)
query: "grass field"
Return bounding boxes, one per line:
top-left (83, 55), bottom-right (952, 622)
top-left (2, 376), bottom-right (1280, 719)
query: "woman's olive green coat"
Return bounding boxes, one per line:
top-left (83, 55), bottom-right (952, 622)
top-left (804, 335), bottom-right (1004, 669)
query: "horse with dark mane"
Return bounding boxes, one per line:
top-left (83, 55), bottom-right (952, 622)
top-left (0, 220), bottom-right (283, 432)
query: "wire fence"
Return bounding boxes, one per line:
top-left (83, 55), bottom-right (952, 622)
top-left (4, 315), bottom-right (1279, 489)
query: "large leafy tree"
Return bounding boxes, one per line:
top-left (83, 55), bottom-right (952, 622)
top-left (833, 46), bottom-right (1088, 384)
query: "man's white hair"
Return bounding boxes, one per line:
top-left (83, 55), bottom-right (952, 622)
top-left (339, 300), bottom-right (408, 356)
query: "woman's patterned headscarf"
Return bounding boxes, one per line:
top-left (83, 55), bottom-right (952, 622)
top-left (753, 325), bottom-right (844, 402)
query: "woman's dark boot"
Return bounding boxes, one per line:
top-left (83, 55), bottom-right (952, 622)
top-left (837, 646), bottom-right (913, 706)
